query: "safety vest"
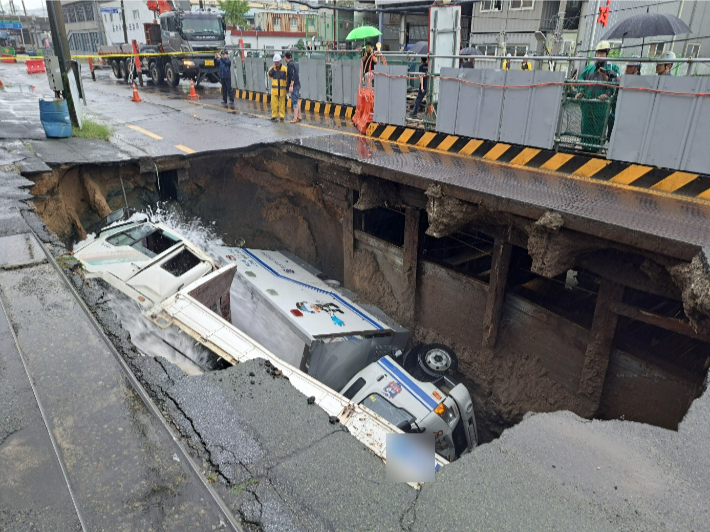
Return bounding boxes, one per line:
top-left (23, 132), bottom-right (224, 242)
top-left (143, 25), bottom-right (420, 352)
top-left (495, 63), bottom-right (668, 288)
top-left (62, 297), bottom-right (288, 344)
top-left (269, 65), bottom-right (288, 92)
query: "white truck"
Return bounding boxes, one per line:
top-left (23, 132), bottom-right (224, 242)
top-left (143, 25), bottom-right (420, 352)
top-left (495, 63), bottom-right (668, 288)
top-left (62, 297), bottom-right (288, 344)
top-left (213, 247), bottom-right (478, 461)
top-left (72, 210), bottom-right (477, 463)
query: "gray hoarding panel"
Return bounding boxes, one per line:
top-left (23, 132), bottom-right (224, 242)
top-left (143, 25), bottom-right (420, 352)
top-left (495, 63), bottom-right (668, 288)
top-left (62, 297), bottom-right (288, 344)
top-left (680, 77), bottom-right (710, 174)
top-left (315, 59), bottom-right (327, 102)
top-left (644, 76), bottom-right (704, 170)
top-left (244, 58), bottom-right (254, 92)
top-left (455, 69), bottom-right (505, 142)
top-left (373, 64), bottom-right (390, 124)
top-left (435, 67), bottom-right (461, 135)
top-left (232, 54), bottom-right (245, 91)
top-left (349, 60), bottom-right (361, 106)
top-left (298, 58), bottom-right (309, 100)
top-left (332, 60), bottom-right (344, 104)
top-left (607, 76), bottom-right (658, 163)
top-left (388, 65), bottom-right (408, 126)
top-left (500, 70), bottom-right (565, 150)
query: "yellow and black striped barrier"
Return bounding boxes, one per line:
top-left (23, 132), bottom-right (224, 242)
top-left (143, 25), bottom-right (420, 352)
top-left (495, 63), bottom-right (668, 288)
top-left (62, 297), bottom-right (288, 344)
top-left (365, 123), bottom-right (710, 202)
top-left (235, 91), bottom-right (354, 119)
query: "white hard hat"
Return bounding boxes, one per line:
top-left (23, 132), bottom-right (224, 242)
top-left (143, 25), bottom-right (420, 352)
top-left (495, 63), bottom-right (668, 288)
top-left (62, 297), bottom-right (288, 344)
top-left (660, 51), bottom-right (676, 62)
top-left (273, 53), bottom-right (282, 62)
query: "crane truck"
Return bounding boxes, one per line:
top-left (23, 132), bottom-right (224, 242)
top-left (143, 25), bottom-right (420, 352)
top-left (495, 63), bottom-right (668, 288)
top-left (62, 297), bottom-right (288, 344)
top-left (97, 0), bottom-right (226, 87)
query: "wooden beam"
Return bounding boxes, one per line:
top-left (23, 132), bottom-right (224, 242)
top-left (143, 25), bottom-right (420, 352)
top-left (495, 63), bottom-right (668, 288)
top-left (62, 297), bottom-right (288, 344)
top-left (402, 207), bottom-right (420, 329)
top-left (481, 238), bottom-right (512, 349)
top-left (577, 279), bottom-right (624, 418)
top-left (609, 301), bottom-right (710, 343)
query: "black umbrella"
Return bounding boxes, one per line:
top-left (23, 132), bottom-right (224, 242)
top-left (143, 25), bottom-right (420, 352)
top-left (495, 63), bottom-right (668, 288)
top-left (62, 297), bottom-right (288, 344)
top-left (602, 12), bottom-right (691, 40)
top-left (408, 41), bottom-right (428, 55)
top-left (460, 47), bottom-right (483, 56)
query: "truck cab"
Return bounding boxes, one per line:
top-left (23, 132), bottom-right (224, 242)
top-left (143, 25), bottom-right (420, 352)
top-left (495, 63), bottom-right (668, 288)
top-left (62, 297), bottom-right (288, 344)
top-left (341, 356), bottom-right (478, 462)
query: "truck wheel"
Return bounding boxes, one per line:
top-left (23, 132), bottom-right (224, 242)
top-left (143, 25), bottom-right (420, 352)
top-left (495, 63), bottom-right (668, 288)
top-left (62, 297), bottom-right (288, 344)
top-left (417, 344), bottom-right (458, 378)
top-left (165, 62), bottom-right (180, 87)
top-left (206, 73), bottom-right (219, 83)
top-left (149, 61), bottom-right (165, 85)
top-left (119, 60), bottom-right (129, 82)
top-left (111, 59), bottom-right (121, 79)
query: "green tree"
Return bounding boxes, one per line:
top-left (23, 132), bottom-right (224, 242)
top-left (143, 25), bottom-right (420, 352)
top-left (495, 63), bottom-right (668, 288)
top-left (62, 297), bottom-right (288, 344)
top-left (296, 39), bottom-right (306, 51)
top-left (218, 0), bottom-right (250, 28)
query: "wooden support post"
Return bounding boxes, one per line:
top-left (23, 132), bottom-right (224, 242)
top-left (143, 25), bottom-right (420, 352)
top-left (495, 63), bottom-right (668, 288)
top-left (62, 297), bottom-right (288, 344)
top-left (342, 190), bottom-right (355, 289)
top-left (482, 238), bottom-right (512, 349)
top-left (577, 279), bottom-right (624, 418)
top-left (402, 207), bottom-right (420, 329)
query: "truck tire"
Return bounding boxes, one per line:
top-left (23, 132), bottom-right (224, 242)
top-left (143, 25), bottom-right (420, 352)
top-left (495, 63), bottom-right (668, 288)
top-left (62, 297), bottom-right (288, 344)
top-left (165, 62), bottom-right (180, 87)
top-left (206, 73), bottom-right (219, 83)
top-left (119, 59), bottom-right (129, 82)
top-left (149, 61), bottom-right (165, 85)
top-left (417, 344), bottom-right (458, 378)
top-left (111, 59), bottom-right (121, 79)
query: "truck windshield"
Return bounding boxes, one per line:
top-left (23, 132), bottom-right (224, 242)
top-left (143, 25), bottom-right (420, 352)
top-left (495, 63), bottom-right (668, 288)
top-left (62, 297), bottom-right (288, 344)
top-left (361, 394), bottom-right (415, 431)
top-left (181, 17), bottom-right (222, 34)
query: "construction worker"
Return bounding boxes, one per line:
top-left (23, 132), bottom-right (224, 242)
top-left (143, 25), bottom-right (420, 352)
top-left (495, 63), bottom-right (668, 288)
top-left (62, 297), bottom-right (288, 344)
top-left (625, 56), bottom-right (642, 75)
top-left (215, 50), bottom-right (234, 105)
top-left (575, 41), bottom-right (620, 151)
top-left (268, 54), bottom-right (288, 121)
top-left (656, 51), bottom-right (676, 75)
top-left (520, 55), bottom-right (532, 70)
top-left (283, 51), bottom-right (302, 123)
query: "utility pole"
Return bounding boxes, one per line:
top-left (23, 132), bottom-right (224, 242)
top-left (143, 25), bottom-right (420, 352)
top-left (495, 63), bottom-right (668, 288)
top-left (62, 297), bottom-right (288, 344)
top-left (46, 0), bottom-right (79, 126)
top-left (21, 0), bottom-right (26, 16)
top-left (120, 0), bottom-right (128, 44)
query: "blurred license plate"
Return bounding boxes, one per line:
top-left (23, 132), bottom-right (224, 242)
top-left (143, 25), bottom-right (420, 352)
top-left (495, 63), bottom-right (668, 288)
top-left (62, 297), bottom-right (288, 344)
top-left (205, 60), bottom-right (214, 66)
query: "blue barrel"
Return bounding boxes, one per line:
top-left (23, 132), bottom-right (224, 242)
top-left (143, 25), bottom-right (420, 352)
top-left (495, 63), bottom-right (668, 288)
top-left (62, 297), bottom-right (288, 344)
top-left (39, 98), bottom-right (72, 138)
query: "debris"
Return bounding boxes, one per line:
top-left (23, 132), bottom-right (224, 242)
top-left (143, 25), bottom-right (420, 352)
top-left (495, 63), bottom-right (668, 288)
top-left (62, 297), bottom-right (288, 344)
top-left (307, 396), bottom-right (316, 405)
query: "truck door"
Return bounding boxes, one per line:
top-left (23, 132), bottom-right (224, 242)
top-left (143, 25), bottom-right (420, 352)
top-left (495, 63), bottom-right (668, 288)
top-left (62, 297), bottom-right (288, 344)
top-left (161, 14), bottom-right (181, 53)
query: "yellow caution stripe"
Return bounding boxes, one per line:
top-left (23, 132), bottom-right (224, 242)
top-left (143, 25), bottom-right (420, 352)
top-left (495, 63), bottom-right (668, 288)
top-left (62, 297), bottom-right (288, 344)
top-left (363, 122), bottom-right (710, 202)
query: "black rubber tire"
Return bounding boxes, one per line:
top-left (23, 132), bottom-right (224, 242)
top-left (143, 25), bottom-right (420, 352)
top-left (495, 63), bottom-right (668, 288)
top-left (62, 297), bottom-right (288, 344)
top-left (149, 60), bottom-right (165, 85)
top-left (165, 62), bottom-right (180, 87)
top-left (119, 59), bottom-right (129, 82)
top-left (111, 59), bottom-right (121, 79)
top-left (206, 73), bottom-right (219, 83)
top-left (417, 343), bottom-right (459, 378)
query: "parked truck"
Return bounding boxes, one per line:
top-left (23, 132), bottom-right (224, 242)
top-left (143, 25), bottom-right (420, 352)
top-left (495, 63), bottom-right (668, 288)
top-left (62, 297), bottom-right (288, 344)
top-left (98, 5), bottom-right (225, 87)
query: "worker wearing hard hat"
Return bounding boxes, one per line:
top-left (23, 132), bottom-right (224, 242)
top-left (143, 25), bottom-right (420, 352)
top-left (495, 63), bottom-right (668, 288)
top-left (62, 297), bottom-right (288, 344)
top-left (625, 55), bottom-right (642, 75)
top-left (656, 51), bottom-right (676, 75)
top-left (575, 41), bottom-right (621, 151)
top-left (267, 53), bottom-right (288, 121)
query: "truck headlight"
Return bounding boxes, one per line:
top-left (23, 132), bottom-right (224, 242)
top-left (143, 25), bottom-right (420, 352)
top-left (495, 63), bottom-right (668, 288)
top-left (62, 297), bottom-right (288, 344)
top-left (183, 60), bottom-right (195, 67)
top-left (434, 403), bottom-right (457, 426)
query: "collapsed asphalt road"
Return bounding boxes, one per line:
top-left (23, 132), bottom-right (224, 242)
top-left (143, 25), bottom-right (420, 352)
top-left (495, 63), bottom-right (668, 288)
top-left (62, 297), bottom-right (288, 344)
top-left (1, 62), bottom-right (710, 531)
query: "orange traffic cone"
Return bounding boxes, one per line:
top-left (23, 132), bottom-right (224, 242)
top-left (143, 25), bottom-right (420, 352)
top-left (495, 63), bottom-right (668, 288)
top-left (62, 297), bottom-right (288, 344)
top-left (130, 82), bottom-right (142, 102)
top-left (187, 79), bottom-right (199, 100)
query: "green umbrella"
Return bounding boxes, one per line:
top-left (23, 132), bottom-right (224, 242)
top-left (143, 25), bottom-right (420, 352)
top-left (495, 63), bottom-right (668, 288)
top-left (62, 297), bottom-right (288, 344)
top-left (345, 25), bottom-right (382, 41)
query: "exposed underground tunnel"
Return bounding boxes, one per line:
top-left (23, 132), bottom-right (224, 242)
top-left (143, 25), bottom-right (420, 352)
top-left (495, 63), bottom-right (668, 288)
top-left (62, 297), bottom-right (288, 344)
top-left (25, 145), bottom-right (710, 443)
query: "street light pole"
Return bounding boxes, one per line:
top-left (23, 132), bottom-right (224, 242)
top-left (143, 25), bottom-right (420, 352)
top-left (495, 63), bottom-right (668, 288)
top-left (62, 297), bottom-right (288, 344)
top-left (46, 0), bottom-right (79, 126)
top-left (120, 0), bottom-right (128, 44)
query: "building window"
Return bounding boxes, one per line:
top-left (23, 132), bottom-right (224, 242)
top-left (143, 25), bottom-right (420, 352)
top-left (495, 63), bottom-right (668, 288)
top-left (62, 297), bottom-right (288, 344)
top-left (290, 17), bottom-right (298, 30)
top-left (110, 13), bottom-right (113, 22)
top-left (507, 44), bottom-right (528, 56)
top-left (477, 44), bottom-right (498, 55)
top-left (649, 42), bottom-right (666, 57)
top-left (104, 14), bottom-right (107, 22)
top-left (273, 17), bottom-right (281, 31)
top-left (510, 0), bottom-right (534, 9)
top-left (133, 10), bottom-right (140, 20)
top-left (480, 0), bottom-right (502, 11)
top-left (306, 17), bottom-right (315, 30)
top-left (85, 4), bottom-right (94, 21)
top-left (76, 5), bottom-right (86, 22)
top-left (685, 43), bottom-right (700, 58)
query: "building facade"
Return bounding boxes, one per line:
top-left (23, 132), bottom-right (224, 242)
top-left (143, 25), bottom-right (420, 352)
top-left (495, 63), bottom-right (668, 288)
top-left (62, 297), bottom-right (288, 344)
top-left (60, 0), bottom-right (110, 54)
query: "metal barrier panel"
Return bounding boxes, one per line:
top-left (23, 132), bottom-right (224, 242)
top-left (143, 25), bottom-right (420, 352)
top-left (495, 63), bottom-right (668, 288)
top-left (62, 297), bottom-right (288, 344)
top-left (298, 58), bottom-right (311, 100)
top-left (373, 65), bottom-right (407, 127)
top-left (435, 67), bottom-right (461, 135)
top-left (231, 53), bottom-right (245, 91)
top-left (500, 70), bottom-right (565, 150)
top-left (315, 59), bottom-right (327, 102)
top-left (608, 76), bottom-right (663, 163)
top-left (608, 76), bottom-right (710, 171)
top-left (331, 59), bottom-right (360, 106)
top-left (454, 69), bottom-right (505, 141)
top-left (680, 77), bottom-right (710, 174)
top-left (255, 58), bottom-right (266, 92)
top-left (645, 76), bottom-right (705, 169)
